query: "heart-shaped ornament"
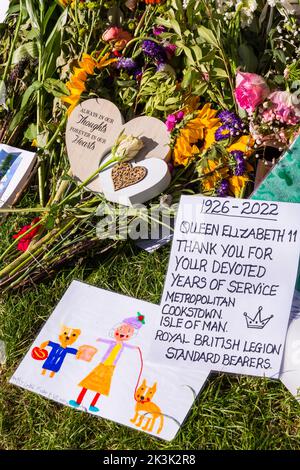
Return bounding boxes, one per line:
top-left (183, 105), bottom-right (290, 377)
top-left (99, 154), bottom-right (171, 206)
top-left (66, 98), bottom-right (124, 192)
top-left (112, 162), bottom-right (148, 191)
top-left (66, 99), bottom-right (171, 186)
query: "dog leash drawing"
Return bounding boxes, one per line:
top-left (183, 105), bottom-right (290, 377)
top-left (134, 346), bottom-right (144, 400)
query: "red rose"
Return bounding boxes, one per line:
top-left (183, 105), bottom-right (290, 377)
top-left (13, 217), bottom-right (41, 252)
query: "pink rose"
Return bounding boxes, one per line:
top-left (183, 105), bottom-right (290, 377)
top-left (102, 27), bottom-right (132, 44)
top-left (267, 91), bottom-right (300, 125)
top-left (235, 72), bottom-right (270, 113)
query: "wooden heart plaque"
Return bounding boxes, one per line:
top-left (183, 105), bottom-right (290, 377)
top-left (112, 162), bottom-right (148, 191)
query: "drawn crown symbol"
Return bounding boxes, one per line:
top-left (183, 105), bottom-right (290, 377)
top-left (243, 306), bottom-right (273, 329)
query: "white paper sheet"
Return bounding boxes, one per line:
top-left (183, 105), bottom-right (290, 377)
top-left (280, 290), bottom-right (300, 400)
top-left (0, 0), bottom-right (9, 22)
top-left (150, 195), bottom-right (300, 378)
top-left (0, 144), bottom-right (36, 208)
top-left (10, 281), bottom-right (209, 441)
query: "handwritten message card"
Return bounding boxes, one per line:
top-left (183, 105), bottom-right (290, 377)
top-left (151, 195), bottom-right (300, 378)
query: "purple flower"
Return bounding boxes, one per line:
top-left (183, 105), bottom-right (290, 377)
top-left (166, 111), bottom-right (184, 132)
top-left (217, 179), bottom-right (229, 197)
top-left (164, 43), bottom-right (177, 58)
top-left (166, 114), bottom-right (177, 132)
top-left (230, 150), bottom-right (244, 162)
top-left (142, 40), bottom-right (167, 64)
top-left (230, 150), bottom-right (246, 175)
top-left (235, 161), bottom-right (246, 176)
top-left (218, 110), bottom-right (243, 135)
top-left (115, 57), bottom-right (137, 70)
top-left (153, 25), bottom-right (165, 36)
top-left (215, 124), bottom-right (232, 141)
top-left (133, 68), bottom-right (143, 81)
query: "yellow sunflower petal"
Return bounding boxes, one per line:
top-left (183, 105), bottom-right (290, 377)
top-left (228, 175), bottom-right (249, 197)
top-left (96, 52), bottom-right (118, 68)
top-left (227, 135), bottom-right (254, 156)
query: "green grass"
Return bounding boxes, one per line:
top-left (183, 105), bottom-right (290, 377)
top-left (1, 235), bottom-right (300, 449)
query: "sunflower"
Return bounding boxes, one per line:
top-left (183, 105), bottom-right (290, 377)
top-left (227, 134), bottom-right (255, 156)
top-left (172, 104), bottom-right (220, 166)
top-left (198, 134), bottom-right (254, 197)
top-left (61, 53), bottom-right (117, 115)
top-left (200, 159), bottom-right (229, 192)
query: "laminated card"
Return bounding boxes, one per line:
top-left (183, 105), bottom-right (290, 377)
top-left (0, 144), bottom-right (36, 208)
top-left (150, 195), bottom-right (300, 378)
top-left (10, 281), bottom-right (209, 441)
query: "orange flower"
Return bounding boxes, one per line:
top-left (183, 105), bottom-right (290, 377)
top-left (143, 0), bottom-right (164, 3)
top-left (62, 53), bottom-right (117, 115)
top-left (96, 52), bottom-right (118, 69)
top-left (79, 54), bottom-right (97, 74)
top-left (61, 93), bottom-right (82, 115)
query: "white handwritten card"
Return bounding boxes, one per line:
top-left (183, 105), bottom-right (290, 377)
top-left (10, 281), bottom-right (209, 441)
top-left (0, 0), bottom-right (9, 22)
top-left (280, 290), bottom-right (300, 400)
top-left (150, 195), bottom-right (300, 378)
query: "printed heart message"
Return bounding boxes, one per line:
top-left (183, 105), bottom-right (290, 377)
top-left (66, 99), bottom-right (171, 196)
top-left (66, 98), bottom-right (124, 192)
top-left (112, 162), bottom-right (148, 191)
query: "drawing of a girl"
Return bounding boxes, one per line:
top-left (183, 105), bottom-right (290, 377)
top-left (69, 313), bottom-right (145, 412)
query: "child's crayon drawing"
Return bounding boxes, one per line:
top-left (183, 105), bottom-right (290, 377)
top-left (10, 281), bottom-right (209, 441)
top-left (69, 313), bottom-right (145, 412)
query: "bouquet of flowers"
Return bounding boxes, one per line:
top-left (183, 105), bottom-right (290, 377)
top-left (0, 0), bottom-right (299, 291)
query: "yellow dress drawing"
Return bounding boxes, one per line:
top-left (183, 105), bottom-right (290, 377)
top-left (79, 343), bottom-right (122, 395)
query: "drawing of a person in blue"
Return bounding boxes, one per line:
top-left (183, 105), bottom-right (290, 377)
top-left (38, 325), bottom-right (82, 378)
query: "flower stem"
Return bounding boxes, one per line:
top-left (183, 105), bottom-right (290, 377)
top-left (37, 1), bottom-right (45, 207)
top-left (1, 1), bottom-right (23, 85)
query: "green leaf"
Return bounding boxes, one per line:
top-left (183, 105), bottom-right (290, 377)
top-left (21, 80), bottom-right (42, 108)
top-left (25, 0), bottom-right (41, 31)
top-left (176, 42), bottom-right (195, 65)
top-left (43, 78), bottom-right (69, 97)
top-left (45, 215), bottom-right (56, 231)
top-left (24, 123), bottom-right (37, 141)
top-left (169, 18), bottom-right (182, 38)
top-left (43, 8), bottom-right (68, 78)
top-left (181, 68), bottom-right (192, 88)
top-left (12, 41), bottom-right (38, 64)
top-left (212, 68), bottom-right (228, 79)
top-left (197, 26), bottom-right (219, 48)
top-left (9, 81), bottom-right (42, 131)
top-left (43, 3), bottom-right (58, 31)
top-left (191, 45), bottom-right (203, 62)
top-left (238, 44), bottom-right (258, 73)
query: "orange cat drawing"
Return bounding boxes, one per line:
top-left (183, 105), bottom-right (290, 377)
top-left (131, 379), bottom-right (164, 434)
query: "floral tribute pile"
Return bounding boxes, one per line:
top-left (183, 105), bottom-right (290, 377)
top-left (0, 0), bottom-right (300, 290)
